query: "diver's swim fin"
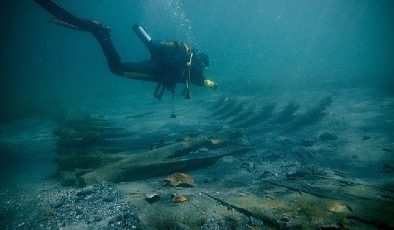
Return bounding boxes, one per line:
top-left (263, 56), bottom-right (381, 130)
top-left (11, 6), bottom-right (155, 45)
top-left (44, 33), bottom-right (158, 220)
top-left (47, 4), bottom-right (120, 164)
top-left (50, 18), bottom-right (84, 31)
top-left (34, 0), bottom-right (110, 34)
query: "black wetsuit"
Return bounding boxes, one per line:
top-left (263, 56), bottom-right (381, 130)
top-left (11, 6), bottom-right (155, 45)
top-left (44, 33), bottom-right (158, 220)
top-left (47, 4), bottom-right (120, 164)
top-left (34, 0), bottom-right (208, 100)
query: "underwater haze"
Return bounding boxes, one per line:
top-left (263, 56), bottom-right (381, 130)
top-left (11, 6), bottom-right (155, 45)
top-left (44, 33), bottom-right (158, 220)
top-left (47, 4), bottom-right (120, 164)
top-left (1, 0), bottom-right (394, 229)
top-left (1, 0), bottom-right (393, 119)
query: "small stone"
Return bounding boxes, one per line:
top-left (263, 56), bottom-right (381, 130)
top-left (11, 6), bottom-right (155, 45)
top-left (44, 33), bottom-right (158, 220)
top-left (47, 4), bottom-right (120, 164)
top-left (259, 170), bottom-right (272, 179)
top-left (75, 207), bottom-right (83, 215)
top-left (145, 193), bottom-right (160, 204)
top-left (164, 173), bottom-right (194, 187)
top-left (87, 215), bottom-right (95, 223)
top-left (249, 216), bottom-right (264, 226)
top-left (94, 214), bottom-right (103, 222)
top-left (280, 217), bottom-right (289, 222)
top-left (51, 197), bottom-right (66, 208)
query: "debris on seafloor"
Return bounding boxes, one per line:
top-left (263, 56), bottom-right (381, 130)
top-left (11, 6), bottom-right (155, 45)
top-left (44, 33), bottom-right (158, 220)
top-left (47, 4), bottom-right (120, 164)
top-left (150, 138), bottom-right (167, 150)
top-left (327, 201), bottom-right (351, 214)
top-left (145, 193), bottom-right (161, 204)
top-left (165, 173), bottom-right (194, 187)
top-left (300, 139), bottom-right (315, 147)
top-left (52, 116), bottom-right (249, 186)
top-left (380, 163), bottom-right (394, 173)
top-left (319, 132), bottom-right (338, 141)
top-left (382, 148), bottom-right (393, 153)
top-left (273, 102), bottom-right (300, 124)
top-left (235, 103), bottom-right (276, 128)
top-left (285, 96), bottom-right (332, 131)
top-left (171, 194), bottom-right (187, 203)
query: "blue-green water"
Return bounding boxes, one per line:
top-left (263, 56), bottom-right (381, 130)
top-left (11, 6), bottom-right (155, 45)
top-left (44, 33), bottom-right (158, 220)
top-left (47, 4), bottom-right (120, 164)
top-left (1, 1), bottom-right (394, 229)
top-left (1, 0), bottom-right (393, 119)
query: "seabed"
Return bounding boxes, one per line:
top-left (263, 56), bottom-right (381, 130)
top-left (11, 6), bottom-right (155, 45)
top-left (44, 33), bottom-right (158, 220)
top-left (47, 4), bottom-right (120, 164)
top-left (1, 87), bottom-right (393, 229)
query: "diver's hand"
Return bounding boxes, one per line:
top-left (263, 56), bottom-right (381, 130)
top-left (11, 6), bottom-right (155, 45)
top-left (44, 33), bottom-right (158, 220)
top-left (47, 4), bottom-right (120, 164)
top-left (204, 79), bottom-right (218, 90)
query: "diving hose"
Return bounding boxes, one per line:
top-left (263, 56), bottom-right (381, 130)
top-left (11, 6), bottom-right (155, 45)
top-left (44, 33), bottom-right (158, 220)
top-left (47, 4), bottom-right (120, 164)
top-left (183, 52), bottom-right (193, 100)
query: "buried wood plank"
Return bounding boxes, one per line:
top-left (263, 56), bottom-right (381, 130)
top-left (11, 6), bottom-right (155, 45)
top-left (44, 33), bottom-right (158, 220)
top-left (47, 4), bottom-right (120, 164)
top-left (203, 189), bottom-right (341, 229)
top-left (283, 96), bottom-right (332, 132)
top-left (227, 104), bottom-right (256, 124)
top-left (78, 148), bottom-right (252, 186)
top-left (74, 131), bottom-right (246, 185)
top-left (208, 96), bottom-right (227, 111)
top-left (272, 102), bottom-right (300, 124)
top-left (201, 192), bottom-right (281, 229)
top-left (235, 103), bottom-right (276, 128)
top-left (266, 179), bottom-right (394, 228)
top-left (217, 102), bottom-right (245, 120)
top-left (211, 99), bottom-right (237, 116)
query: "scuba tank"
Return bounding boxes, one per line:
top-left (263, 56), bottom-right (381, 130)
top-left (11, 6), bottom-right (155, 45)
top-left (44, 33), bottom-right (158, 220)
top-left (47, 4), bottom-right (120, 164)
top-left (132, 24), bottom-right (152, 49)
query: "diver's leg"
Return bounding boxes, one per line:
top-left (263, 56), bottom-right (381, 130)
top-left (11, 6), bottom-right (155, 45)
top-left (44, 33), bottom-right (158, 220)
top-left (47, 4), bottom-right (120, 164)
top-left (34, 0), bottom-right (109, 33)
top-left (93, 32), bottom-right (123, 75)
top-left (120, 60), bottom-right (162, 76)
top-left (35, 0), bottom-right (123, 75)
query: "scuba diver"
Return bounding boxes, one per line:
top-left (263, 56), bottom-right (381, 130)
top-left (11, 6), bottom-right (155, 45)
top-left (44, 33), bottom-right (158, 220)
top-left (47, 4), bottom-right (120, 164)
top-left (34, 0), bottom-right (217, 101)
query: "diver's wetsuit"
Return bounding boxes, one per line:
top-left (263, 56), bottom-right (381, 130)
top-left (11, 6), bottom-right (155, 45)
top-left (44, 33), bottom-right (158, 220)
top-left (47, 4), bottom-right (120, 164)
top-left (34, 0), bottom-right (209, 100)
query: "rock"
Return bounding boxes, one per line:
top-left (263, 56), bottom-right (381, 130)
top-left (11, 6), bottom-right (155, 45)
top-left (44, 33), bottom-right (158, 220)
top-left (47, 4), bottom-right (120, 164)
top-left (76, 187), bottom-right (94, 197)
top-left (249, 216), bottom-right (264, 227)
top-left (103, 194), bottom-right (115, 202)
top-left (300, 139), bottom-right (314, 147)
top-left (280, 217), bottom-right (289, 222)
top-left (59, 171), bottom-right (76, 186)
top-left (145, 193), bottom-right (160, 204)
top-left (75, 207), bottom-right (83, 215)
top-left (164, 173), bottom-right (194, 187)
top-left (319, 132), bottom-right (338, 141)
top-left (382, 148), bottom-right (393, 153)
top-left (327, 202), bottom-right (350, 214)
top-left (259, 170), bottom-right (272, 179)
top-left (380, 164), bottom-right (394, 173)
top-left (172, 194), bottom-right (187, 203)
top-left (94, 214), bottom-right (103, 222)
top-left (286, 169), bottom-right (312, 180)
top-left (51, 197), bottom-right (66, 208)
top-left (240, 162), bottom-right (255, 173)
